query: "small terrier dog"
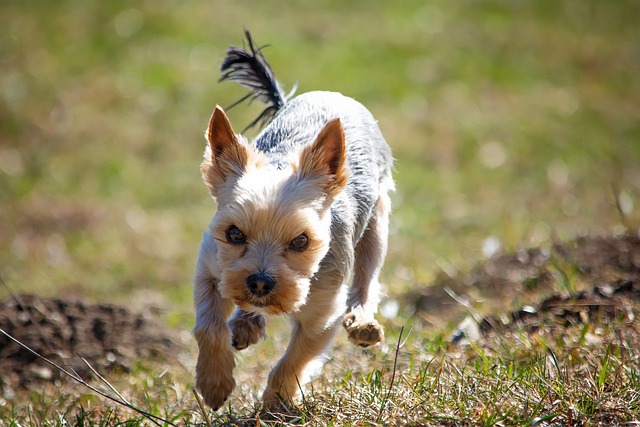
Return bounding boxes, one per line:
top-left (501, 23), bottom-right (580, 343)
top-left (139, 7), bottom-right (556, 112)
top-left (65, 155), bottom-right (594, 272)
top-left (193, 31), bottom-right (394, 409)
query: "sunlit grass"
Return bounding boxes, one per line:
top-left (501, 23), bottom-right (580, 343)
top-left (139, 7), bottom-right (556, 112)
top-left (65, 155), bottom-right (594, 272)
top-left (1, 0), bottom-right (640, 425)
top-left (2, 289), bottom-right (639, 425)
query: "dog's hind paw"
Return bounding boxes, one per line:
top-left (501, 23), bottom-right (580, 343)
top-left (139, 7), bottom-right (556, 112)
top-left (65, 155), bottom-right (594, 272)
top-left (229, 312), bottom-right (266, 350)
top-left (343, 312), bottom-right (384, 347)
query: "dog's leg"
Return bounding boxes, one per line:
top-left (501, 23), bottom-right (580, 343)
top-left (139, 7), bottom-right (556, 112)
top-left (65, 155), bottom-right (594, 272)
top-left (343, 189), bottom-right (391, 347)
top-left (229, 307), bottom-right (266, 350)
top-left (262, 269), bottom-right (347, 407)
top-left (193, 235), bottom-right (236, 410)
top-left (262, 317), bottom-right (340, 407)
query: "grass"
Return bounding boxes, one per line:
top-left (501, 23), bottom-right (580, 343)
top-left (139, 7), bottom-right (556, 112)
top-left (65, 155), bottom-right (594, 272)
top-left (7, 311), bottom-right (638, 426)
top-left (1, 0), bottom-right (639, 425)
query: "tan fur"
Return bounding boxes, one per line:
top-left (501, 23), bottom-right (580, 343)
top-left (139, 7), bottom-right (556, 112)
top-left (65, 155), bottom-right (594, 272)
top-left (201, 106), bottom-right (267, 198)
top-left (228, 308), bottom-right (266, 350)
top-left (295, 117), bottom-right (348, 199)
top-left (192, 244), bottom-right (236, 408)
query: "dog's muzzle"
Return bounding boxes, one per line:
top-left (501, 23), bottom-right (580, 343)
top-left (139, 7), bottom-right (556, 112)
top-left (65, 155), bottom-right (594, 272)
top-left (246, 272), bottom-right (276, 297)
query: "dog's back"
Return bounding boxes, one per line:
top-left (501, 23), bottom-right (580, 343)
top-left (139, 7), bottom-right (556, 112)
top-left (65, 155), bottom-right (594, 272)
top-left (255, 90), bottom-right (393, 249)
top-left (219, 33), bottom-right (393, 247)
top-left (256, 90), bottom-right (391, 175)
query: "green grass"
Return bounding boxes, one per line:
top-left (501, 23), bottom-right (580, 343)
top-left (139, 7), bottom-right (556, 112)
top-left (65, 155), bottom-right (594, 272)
top-left (1, 0), bottom-right (640, 425)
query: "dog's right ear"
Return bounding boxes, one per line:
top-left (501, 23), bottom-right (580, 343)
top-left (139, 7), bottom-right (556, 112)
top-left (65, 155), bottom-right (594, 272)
top-left (201, 106), bottom-right (250, 197)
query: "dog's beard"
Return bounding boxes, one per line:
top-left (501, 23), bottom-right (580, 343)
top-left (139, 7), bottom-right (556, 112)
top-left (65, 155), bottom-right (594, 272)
top-left (219, 272), bottom-right (311, 316)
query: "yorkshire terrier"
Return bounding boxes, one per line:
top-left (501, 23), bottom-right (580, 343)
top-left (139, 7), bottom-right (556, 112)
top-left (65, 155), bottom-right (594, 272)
top-left (193, 31), bottom-right (394, 409)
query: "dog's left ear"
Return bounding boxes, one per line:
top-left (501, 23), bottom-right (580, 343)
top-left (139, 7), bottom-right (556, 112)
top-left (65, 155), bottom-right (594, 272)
top-left (201, 106), bottom-right (250, 197)
top-left (297, 118), bottom-right (348, 198)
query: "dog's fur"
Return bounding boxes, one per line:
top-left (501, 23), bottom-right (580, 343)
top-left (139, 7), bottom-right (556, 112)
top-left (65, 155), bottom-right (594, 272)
top-left (193, 32), bottom-right (394, 409)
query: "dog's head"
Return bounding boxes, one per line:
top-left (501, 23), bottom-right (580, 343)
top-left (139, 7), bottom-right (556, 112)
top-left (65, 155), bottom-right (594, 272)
top-left (200, 106), bottom-right (348, 315)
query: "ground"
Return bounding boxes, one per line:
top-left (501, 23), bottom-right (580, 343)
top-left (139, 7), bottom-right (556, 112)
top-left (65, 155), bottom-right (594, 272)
top-left (0, 294), bottom-right (188, 396)
top-left (413, 233), bottom-right (640, 333)
top-left (1, 233), bottom-right (639, 426)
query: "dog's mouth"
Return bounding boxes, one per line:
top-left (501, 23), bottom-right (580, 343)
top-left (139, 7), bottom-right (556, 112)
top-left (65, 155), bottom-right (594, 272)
top-left (221, 276), bottom-right (308, 316)
top-left (235, 295), bottom-right (277, 313)
top-left (248, 298), bottom-right (269, 308)
top-left (236, 295), bottom-right (293, 316)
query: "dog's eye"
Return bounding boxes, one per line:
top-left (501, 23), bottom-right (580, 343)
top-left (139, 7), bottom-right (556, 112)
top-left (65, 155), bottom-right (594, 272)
top-left (225, 226), bottom-right (246, 244)
top-left (289, 234), bottom-right (309, 252)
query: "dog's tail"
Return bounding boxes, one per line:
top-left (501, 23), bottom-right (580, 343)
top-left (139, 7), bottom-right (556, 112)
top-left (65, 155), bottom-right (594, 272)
top-left (220, 29), bottom-right (294, 131)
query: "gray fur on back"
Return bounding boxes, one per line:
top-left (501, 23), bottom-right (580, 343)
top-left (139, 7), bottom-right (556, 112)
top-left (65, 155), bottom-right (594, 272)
top-left (252, 91), bottom-right (393, 273)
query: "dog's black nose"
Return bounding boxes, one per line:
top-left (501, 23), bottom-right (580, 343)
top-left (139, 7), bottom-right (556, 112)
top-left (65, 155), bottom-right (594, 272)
top-left (246, 273), bottom-right (276, 297)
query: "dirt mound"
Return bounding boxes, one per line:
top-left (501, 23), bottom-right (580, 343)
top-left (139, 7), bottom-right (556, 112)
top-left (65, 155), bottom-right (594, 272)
top-left (410, 232), bottom-right (640, 339)
top-left (0, 294), bottom-right (187, 392)
top-left (451, 279), bottom-right (640, 343)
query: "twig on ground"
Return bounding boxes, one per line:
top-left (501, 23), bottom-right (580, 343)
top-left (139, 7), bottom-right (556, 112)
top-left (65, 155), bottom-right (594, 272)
top-left (79, 355), bottom-right (132, 406)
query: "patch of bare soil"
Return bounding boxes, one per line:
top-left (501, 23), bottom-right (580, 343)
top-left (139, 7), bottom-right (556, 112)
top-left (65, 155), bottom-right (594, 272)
top-left (0, 294), bottom-right (186, 394)
top-left (451, 278), bottom-right (640, 343)
top-left (411, 232), bottom-right (640, 338)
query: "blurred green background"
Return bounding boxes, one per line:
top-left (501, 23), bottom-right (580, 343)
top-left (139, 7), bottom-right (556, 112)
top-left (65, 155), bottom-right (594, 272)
top-left (1, 0), bottom-right (639, 327)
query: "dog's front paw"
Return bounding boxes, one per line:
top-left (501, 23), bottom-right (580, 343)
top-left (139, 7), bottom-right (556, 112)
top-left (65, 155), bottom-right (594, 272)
top-left (196, 369), bottom-right (236, 410)
top-left (262, 386), bottom-right (282, 409)
top-left (343, 312), bottom-right (385, 347)
top-left (229, 312), bottom-right (266, 350)
top-left (195, 341), bottom-right (236, 410)
top-left (263, 370), bottom-right (298, 409)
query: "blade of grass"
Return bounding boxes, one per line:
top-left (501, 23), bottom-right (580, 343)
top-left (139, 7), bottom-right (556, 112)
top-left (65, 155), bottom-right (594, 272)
top-left (376, 325), bottom-right (405, 423)
top-left (192, 388), bottom-right (212, 427)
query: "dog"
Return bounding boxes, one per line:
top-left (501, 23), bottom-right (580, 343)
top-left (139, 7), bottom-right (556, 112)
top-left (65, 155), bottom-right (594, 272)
top-left (193, 31), bottom-right (394, 409)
